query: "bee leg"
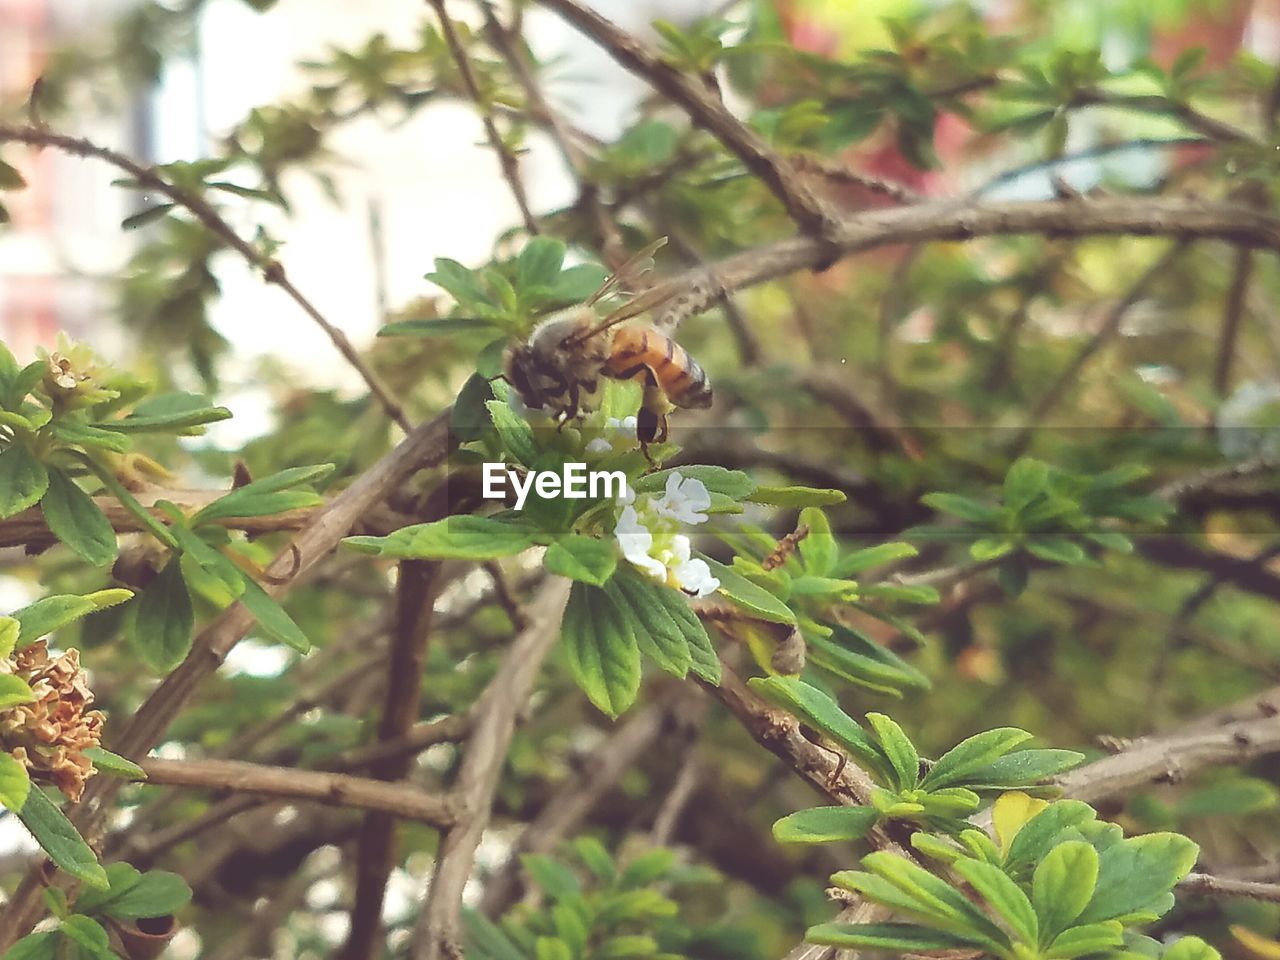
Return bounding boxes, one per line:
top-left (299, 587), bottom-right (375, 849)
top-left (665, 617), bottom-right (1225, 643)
top-left (557, 381), bottom-right (581, 433)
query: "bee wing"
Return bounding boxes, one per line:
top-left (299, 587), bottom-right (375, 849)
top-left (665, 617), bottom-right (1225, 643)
top-left (564, 283), bottom-right (678, 347)
top-left (585, 237), bottom-right (669, 307)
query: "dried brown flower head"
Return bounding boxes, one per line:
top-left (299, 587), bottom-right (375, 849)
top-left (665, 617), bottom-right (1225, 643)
top-left (0, 641), bottom-right (104, 802)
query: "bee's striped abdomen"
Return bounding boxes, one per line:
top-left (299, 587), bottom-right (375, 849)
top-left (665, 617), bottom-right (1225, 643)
top-left (606, 326), bottom-right (713, 410)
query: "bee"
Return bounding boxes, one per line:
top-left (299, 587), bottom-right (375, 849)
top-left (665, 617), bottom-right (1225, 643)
top-left (503, 239), bottom-right (713, 454)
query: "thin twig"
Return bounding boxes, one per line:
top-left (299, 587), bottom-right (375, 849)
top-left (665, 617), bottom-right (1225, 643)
top-left (533, 0), bottom-right (837, 241)
top-left (412, 579), bottom-right (573, 960)
top-left (427, 0), bottom-right (539, 235)
top-left (1215, 246), bottom-right (1256, 395)
top-left (0, 123), bottom-right (410, 431)
top-left (790, 153), bottom-right (924, 205)
top-left (138, 757), bottom-right (457, 826)
top-left (1179, 872), bottom-right (1280, 903)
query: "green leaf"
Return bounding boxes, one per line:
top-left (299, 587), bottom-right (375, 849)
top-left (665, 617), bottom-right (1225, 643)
top-left (452, 372), bottom-right (496, 442)
top-left (1177, 776), bottom-right (1279, 817)
top-left (561, 582), bottom-right (641, 718)
top-left (545, 535), bottom-right (617, 585)
top-left (0, 445), bottom-right (48, 519)
top-left (0, 674), bottom-right (35, 710)
top-left (748, 485), bottom-right (847, 508)
top-left (953, 858), bottom-right (1038, 946)
top-left (866, 713), bottom-right (919, 791)
top-left (58, 916), bottom-right (114, 958)
top-left (840, 852), bottom-right (1008, 948)
top-left (798, 507), bottom-right (837, 576)
top-left (463, 909), bottom-right (527, 960)
top-left (535, 936), bottom-right (573, 960)
top-left (131, 558), bottom-right (195, 672)
top-left (633, 466), bottom-right (755, 499)
top-left (805, 923), bottom-right (982, 952)
top-left (0, 931), bottom-right (59, 960)
top-left (121, 204), bottom-right (175, 229)
top-left (1004, 458), bottom-right (1050, 511)
top-left (13, 595), bottom-right (95, 647)
top-left (83, 747), bottom-right (146, 781)
top-left (699, 556), bottom-right (795, 624)
top-left (807, 623), bottom-right (930, 696)
top-left (238, 576), bottom-right (311, 654)
top-left (772, 805), bottom-right (878, 844)
top-left (190, 464), bottom-right (333, 524)
top-left (1161, 936), bottom-right (1222, 960)
top-left (517, 237), bottom-right (567, 290)
top-left (750, 676), bottom-right (888, 780)
top-left (523, 853), bottom-right (582, 901)
top-left (99, 392), bottom-right (231, 433)
top-left (1007, 800), bottom-right (1098, 866)
top-left (1025, 537), bottom-right (1088, 565)
top-left (98, 869), bottom-right (191, 919)
top-left (1077, 833), bottom-right (1199, 924)
top-left (962, 749), bottom-right (1085, 790)
top-left (346, 516), bottom-right (539, 560)
top-left (550, 264), bottom-right (608, 303)
top-left (1045, 921), bottom-right (1124, 959)
top-left (603, 571), bottom-right (696, 679)
top-left (16, 788), bottom-right (108, 889)
top-left (921, 491), bottom-right (1000, 524)
top-left (0, 752), bottom-right (31, 812)
top-left (1034, 841), bottom-right (1099, 941)
top-left (485, 398), bottom-right (540, 467)
top-left (39, 468), bottom-right (116, 565)
top-left (49, 419), bottom-right (131, 453)
top-left (832, 542), bottom-right (917, 577)
top-left (922, 728), bottom-right (1033, 790)
top-left (0, 617), bottom-right (17, 659)
top-left (427, 258), bottom-right (489, 306)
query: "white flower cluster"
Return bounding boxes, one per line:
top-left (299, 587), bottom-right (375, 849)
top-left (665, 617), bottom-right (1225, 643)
top-left (614, 472), bottom-right (720, 597)
top-left (586, 416), bottom-right (638, 455)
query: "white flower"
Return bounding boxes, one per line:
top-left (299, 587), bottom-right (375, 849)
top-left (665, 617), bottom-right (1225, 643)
top-left (650, 472), bottom-right (712, 525)
top-left (1218, 380), bottom-right (1280, 460)
top-left (585, 416), bottom-right (639, 455)
top-left (613, 501), bottom-right (719, 597)
top-left (672, 556), bottom-right (719, 597)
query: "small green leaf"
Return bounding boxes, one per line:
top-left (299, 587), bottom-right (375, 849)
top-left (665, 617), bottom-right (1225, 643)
top-left (50, 420), bottom-right (131, 453)
top-left (750, 675), bottom-right (888, 780)
top-left (1025, 537), bottom-right (1088, 565)
top-left (604, 571), bottom-right (697, 679)
top-left (517, 237), bottom-right (567, 290)
top-left (535, 937), bottom-right (573, 960)
top-left (0, 617), bottom-right (17, 658)
top-left (1004, 458), bottom-right (1050, 511)
top-left (633, 466), bottom-right (755, 499)
top-left (550, 264), bottom-right (608, 303)
top-left (1007, 800), bottom-right (1097, 866)
top-left (40, 468), bottom-right (116, 566)
top-left (58, 916), bottom-right (113, 957)
top-left (0, 752), bottom-right (31, 812)
top-left (1161, 936), bottom-right (1222, 960)
top-left (1077, 833), bottom-right (1199, 924)
top-left (452, 372), bottom-right (496, 443)
top-left (486, 399), bottom-right (539, 467)
top-left (1034, 841), bottom-right (1099, 941)
top-left (0, 931), bottom-right (59, 960)
top-left (238, 576), bottom-right (311, 654)
top-left (866, 713), bottom-right (920, 791)
top-left (922, 728), bottom-right (1033, 790)
top-left (523, 853), bottom-right (582, 901)
top-left (772, 806), bottom-right (878, 844)
top-left (805, 922), bottom-right (982, 953)
top-left (832, 542), bottom-right (917, 577)
top-left (748, 485), bottom-right (847, 508)
top-left (99, 869), bottom-right (191, 919)
top-left (921, 492), bottom-right (1000, 524)
top-left (699, 556), bottom-right (795, 624)
top-left (99, 392), bottom-right (231, 433)
top-left (131, 558), bottom-right (195, 672)
top-left (0, 674), bottom-right (35, 710)
top-left (961, 748), bottom-right (1085, 790)
top-left (189, 464), bottom-right (333, 525)
top-left (953, 858), bottom-right (1038, 946)
top-left (798, 507), bottom-right (837, 576)
top-left (16, 788), bottom-right (108, 889)
top-left (1045, 921), bottom-right (1124, 959)
top-left (545, 536), bottom-right (617, 585)
top-left (83, 747), bottom-right (146, 781)
top-left (561, 582), bottom-right (641, 718)
top-left (13, 595), bottom-right (96, 647)
top-left (345, 516), bottom-right (539, 560)
top-left (0, 445), bottom-right (49, 519)
top-left (121, 204), bottom-right (175, 229)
